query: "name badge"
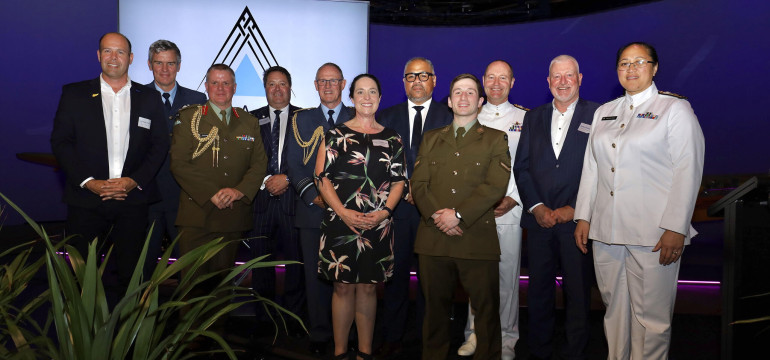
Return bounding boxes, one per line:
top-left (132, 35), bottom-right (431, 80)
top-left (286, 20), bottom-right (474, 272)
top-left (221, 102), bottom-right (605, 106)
top-left (138, 117), bottom-right (151, 129)
top-left (601, 116), bottom-right (617, 121)
top-left (372, 139), bottom-right (389, 147)
top-left (578, 123), bottom-right (591, 134)
top-left (258, 117), bottom-right (270, 126)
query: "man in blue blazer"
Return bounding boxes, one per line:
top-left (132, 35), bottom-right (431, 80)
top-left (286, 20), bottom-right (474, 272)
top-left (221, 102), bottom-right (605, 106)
top-left (50, 32), bottom-right (168, 298)
top-left (377, 57), bottom-right (453, 356)
top-left (513, 55), bottom-right (599, 360)
top-left (248, 65), bottom-right (303, 323)
top-left (286, 62), bottom-right (351, 357)
top-left (144, 39), bottom-right (206, 277)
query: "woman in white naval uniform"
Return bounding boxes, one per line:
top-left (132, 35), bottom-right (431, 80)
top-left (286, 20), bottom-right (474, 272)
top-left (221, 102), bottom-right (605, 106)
top-left (573, 42), bottom-right (705, 360)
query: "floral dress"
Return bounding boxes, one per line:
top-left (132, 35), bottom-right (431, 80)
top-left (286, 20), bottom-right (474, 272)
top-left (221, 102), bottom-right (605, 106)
top-left (317, 124), bottom-right (407, 283)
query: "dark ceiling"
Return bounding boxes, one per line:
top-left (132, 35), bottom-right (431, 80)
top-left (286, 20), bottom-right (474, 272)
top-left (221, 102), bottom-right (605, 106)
top-left (369, 0), bottom-right (659, 26)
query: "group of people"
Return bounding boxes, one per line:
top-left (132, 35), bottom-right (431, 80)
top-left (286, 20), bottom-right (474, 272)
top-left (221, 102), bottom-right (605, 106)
top-left (50, 31), bottom-right (704, 360)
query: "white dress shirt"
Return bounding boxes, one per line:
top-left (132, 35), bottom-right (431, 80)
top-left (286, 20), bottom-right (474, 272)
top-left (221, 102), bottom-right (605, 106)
top-left (407, 97), bottom-right (432, 142)
top-left (550, 99), bottom-right (577, 159)
top-left (574, 82), bottom-right (705, 246)
top-left (100, 74), bottom-right (132, 180)
top-left (478, 101), bottom-right (527, 225)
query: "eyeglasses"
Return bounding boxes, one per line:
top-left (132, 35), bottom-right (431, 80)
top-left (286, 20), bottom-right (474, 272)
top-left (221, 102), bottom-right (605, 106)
top-left (315, 79), bottom-right (342, 86)
top-left (617, 59), bottom-right (655, 71)
top-left (404, 72), bottom-right (434, 82)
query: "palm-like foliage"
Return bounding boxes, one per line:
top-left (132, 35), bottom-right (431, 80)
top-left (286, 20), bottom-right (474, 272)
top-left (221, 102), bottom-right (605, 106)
top-left (0, 193), bottom-right (302, 359)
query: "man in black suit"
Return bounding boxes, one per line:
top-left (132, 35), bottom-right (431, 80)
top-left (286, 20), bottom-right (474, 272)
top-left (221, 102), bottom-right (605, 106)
top-left (247, 66), bottom-right (304, 323)
top-left (286, 62), bottom-right (350, 357)
top-left (513, 55), bottom-right (599, 360)
top-left (50, 32), bottom-right (168, 298)
top-left (377, 57), bottom-right (453, 357)
top-left (145, 39), bottom-right (206, 277)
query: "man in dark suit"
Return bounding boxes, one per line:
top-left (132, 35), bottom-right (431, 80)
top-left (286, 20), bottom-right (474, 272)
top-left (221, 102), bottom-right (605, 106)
top-left (247, 65), bottom-right (304, 323)
top-left (513, 55), bottom-right (599, 360)
top-left (50, 32), bottom-right (168, 298)
top-left (376, 57), bottom-right (452, 357)
top-left (286, 62), bottom-right (350, 357)
top-left (144, 39), bottom-right (206, 277)
top-left (412, 74), bottom-right (510, 360)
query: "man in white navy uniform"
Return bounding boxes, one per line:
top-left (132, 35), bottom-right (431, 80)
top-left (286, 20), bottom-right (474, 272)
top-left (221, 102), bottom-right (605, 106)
top-left (456, 60), bottom-right (526, 360)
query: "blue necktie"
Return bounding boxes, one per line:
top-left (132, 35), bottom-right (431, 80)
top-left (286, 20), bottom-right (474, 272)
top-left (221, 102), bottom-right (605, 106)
top-left (270, 109), bottom-right (281, 174)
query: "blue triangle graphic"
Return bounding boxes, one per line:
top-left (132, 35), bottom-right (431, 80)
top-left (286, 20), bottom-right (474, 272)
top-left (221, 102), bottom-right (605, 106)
top-left (234, 56), bottom-right (265, 97)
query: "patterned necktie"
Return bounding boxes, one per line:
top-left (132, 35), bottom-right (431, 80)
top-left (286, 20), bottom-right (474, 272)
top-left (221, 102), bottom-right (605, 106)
top-left (327, 109), bottom-right (335, 129)
top-left (162, 93), bottom-right (172, 114)
top-left (270, 109), bottom-right (282, 174)
top-left (412, 105), bottom-right (424, 150)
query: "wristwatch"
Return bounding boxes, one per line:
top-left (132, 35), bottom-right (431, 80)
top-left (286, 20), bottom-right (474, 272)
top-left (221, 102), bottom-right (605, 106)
top-left (455, 210), bottom-right (462, 220)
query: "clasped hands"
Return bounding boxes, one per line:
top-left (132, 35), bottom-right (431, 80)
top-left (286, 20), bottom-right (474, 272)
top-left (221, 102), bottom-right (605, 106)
top-left (432, 208), bottom-right (463, 236)
top-left (265, 174), bottom-right (289, 196)
top-left (211, 188), bottom-right (244, 209)
top-left (85, 177), bottom-right (137, 201)
top-left (339, 208), bottom-right (389, 232)
top-left (532, 204), bottom-right (574, 228)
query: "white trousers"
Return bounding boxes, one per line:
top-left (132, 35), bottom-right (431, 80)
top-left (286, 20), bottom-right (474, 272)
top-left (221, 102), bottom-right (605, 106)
top-left (464, 223), bottom-right (522, 354)
top-left (593, 241), bottom-right (682, 360)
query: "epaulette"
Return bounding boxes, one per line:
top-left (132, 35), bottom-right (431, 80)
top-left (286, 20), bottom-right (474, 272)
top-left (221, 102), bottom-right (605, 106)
top-left (658, 90), bottom-right (687, 100)
top-left (513, 104), bottom-right (530, 111)
top-left (296, 107), bottom-right (315, 112)
top-left (179, 104), bottom-right (201, 113)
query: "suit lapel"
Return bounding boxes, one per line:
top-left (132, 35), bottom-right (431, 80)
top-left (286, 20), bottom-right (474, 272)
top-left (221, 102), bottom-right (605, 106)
top-left (561, 99), bottom-right (588, 155)
top-left (90, 78), bottom-right (109, 161)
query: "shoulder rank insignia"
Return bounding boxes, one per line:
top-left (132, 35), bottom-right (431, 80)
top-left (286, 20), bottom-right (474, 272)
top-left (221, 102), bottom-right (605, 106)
top-left (658, 90), bottom-right (687, 100)
top-left (179, 104), bottom-right (201, 112)
top-left (513, 104), bottom-right (530, 111)
top-left (476, 126), bottom-right (485, 133)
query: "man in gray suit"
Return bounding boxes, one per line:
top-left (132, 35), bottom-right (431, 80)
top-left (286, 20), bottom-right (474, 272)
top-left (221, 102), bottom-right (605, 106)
top-left (286, 62), bottom-right (351, 357)
top-left (145, 39), bottom-right (206, 278)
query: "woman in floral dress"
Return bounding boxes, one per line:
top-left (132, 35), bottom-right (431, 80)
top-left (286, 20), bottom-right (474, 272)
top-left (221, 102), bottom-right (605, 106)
top-left (314, 74), bottom-right (406, 359)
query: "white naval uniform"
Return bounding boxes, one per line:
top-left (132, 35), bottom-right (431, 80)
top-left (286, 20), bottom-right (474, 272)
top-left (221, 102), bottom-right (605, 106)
top-left (463, 101), bottom-right (527, 355)
top-left (574, 82), bottom-right (705, 360)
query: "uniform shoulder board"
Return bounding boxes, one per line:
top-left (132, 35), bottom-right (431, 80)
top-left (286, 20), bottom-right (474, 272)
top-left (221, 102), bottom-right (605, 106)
top-left (603, 95), bottom-right (624, 105)
top-left (658, 90), bottom-right (687, 100)
top-left (513, 104), bottom-right (530, 111)
top-left (179, 104), bottom-right (201, 113)
top-left (296, 107), bottom-right (315, 113)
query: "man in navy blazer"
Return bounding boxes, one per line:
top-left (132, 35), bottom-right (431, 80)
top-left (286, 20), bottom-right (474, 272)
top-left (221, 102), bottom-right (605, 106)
top-left (248, 65), bottom-right (304, 323)
top-left (286, 62), bottom-right (350, 356)
top-left (144, 39), bottom-right (206, 277)
top-left (513, 55), bottom-right (599, 360)
top-left (377, 57), bottom-right (452, 356)
top-left (50, 32), bottom-right (168, 297)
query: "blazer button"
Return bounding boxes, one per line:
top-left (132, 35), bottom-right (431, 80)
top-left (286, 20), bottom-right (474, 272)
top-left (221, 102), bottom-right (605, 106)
top-left (188, 197), bottom-right (192, 200)
top-left (224, 138), bottom-right (228, 142)
top-left (452, 170), bottom-right (458, 175)
top-left (611, 143), bottom-right (616, 148)
top-left (476, 162), bottom-right (481, 166)
top-left (610, 191), bottom-right (614, 196)
top-left (455, 152), bottom-right (460, 157)
top-left (431, 161), bottom-right (436, 165)
top-left (556, 164), bottom-right (560, 168)
top-left (611, 167), bottom-right (615, 172)
top-left (223, 155), bottom-right (229, 160)
top-left (224, 172), bottom-right (229, 177)
top-left (451, 188), bottom-right (456, 194)
top-left (620, 124), bottom-right (625, 128)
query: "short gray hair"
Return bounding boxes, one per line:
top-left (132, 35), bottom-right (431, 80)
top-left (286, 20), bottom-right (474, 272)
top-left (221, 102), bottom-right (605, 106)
top-left (549, 55), bottom-right (580, 75)
top-left (148, 39), bottom-right (181, 64)
top-left (404, 57), bottom-right (435, 75)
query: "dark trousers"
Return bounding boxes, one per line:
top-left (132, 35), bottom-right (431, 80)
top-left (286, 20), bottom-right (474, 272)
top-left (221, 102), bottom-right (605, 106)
top-left (146, 201), bottom-right (179, 278)
top-left (250, 198), bottom-right (304, 318)
top-left (66, 202), bottom-right (149, 299)
top-left (419, 254), bottom-right (501, 360)
top-left (299, 227), bottom-right (333, 342)
top-left (381, 213), bottom-right (425, 343)
top-left (526, 227), bottom-right (592, 360)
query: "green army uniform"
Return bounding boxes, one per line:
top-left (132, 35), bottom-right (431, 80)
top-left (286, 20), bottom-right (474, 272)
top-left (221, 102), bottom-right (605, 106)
top-left (170, 102), bottom-right (267, 277)
top-left (411, 120), bottom-right (511, 360)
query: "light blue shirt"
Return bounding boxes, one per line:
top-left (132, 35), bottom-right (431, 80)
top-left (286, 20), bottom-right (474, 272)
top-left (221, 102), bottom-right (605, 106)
top-left (154, 81), bottom-right (178, 106)
top-left (320, 102), bottom-right (344, 125)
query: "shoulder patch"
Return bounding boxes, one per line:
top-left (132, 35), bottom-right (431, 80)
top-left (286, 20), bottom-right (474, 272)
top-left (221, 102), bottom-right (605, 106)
top-left (513, 104), bottom-right (530, 111)
top-left (658, 90), bottom-right (687, 100)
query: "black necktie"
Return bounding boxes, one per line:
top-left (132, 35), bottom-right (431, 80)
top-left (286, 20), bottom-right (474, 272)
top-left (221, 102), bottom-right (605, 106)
top-left (162, 93), bottom-right (172, 114)
top-left (270, 109), bottom-right (282, 174)
top-left (327, 109), bottom-right (335, 129)
top-left (412, 105), bottom-right (424, 150)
